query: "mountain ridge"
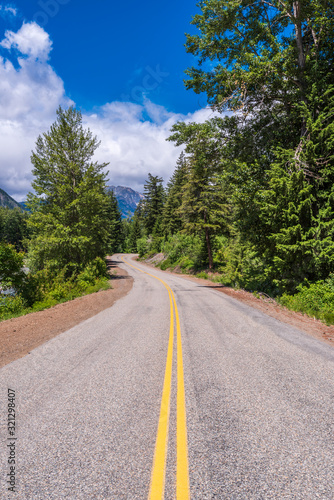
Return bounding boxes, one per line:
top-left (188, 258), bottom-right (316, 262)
top-left (0, 188), bottom-right (23, 210)
top-left (108, 185), bottom-right (143, 218)
top-left (0, 185), bottom-right (142, 218)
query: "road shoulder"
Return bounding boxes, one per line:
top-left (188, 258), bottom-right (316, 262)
top-left (0, 257), bottom-right (133, 368)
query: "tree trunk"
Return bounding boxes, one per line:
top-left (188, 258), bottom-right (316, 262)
top-left (293, 2), bottom-right (305, 71)
top-left (205, 227), bottom-right (213, 270)
top-left (292, 1), bottom-right (308, 137)
top-left (204, 211), bottom-right (213, 269)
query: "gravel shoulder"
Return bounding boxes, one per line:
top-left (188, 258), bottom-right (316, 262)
top-left (0, 257), bottom-right (133, 368)
top-left (139, 256), bottom-right (334, 347)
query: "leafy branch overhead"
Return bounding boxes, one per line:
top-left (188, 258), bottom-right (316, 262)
top-left (185, 0), bottom-right (334, 116)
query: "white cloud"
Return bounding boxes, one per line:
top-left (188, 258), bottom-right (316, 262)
top-left (0, 22), bottom-right (219, 201)
top-left (1, 22), bottom-right (52, 61)
top-left (84, 100), bottom-right (218, 193)
top-left (0, 22), bottom-right (71, 200)
top-left (0, 5), bottom-right (17, 17)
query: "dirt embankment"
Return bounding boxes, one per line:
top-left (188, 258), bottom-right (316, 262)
top-left (0, 258), bottom-right (133, 368)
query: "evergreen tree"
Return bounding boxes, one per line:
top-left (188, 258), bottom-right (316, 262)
top-left (142, 173), bottom-right (165, 235)
top-left (27, 106), bottom-right (110, 274)
top-left (106, 190), bottom-right (124, 253)
top-left (168, 119), bottom-right (231, 269)
top-left (253, 85), bottom-right (334, 291)
top-left (127, 214), bottom-right (142, 253)
top-left (182, 0), bottom-right (334, 287)
top-left (162, 152), bottom-right (188, 236)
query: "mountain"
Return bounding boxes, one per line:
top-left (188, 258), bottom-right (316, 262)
top-left (108, 185), bottom-right (143, 218)
top-left (0, 188), bottom-right (23, 210)
top-left (0, 185), bottom-right (142, 217)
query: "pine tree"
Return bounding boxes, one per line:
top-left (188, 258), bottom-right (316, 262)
top-left (106, 190), bottom-right (124, 254)
top-left (168, 119), bottom-right (231, 269)
top-left (127, 214), bottom-right (142, 253)
top-left (27, 106), bottom-right (110, 274)
top-left (142, 173), bottom-right (165, 236)
top-left (253, 85), bottom-right (334, 291)
top-left (162, 152), bottom-right (188, 236)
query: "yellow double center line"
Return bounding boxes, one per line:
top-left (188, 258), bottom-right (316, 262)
top-left (121, 257), bottom-right (190, 499)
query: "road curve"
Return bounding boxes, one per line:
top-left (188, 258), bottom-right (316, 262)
top-left (1, 253), bottom-right (334, 499)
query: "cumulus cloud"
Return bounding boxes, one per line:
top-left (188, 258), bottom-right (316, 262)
top-left (1, 22), bottom-right (52, 61)
top-left (0, 22), bottom-right (218, 201)
top-left (0, 22), bottom-right (71, 200)
top-left (84, 100), bottom-right (219, 193)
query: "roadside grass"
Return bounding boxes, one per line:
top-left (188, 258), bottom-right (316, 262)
top-left (278, 278), bottom-right (334, 325)
top-left (0, 277), bottom-right (111, 322)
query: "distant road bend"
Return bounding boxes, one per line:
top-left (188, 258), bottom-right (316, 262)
top-left (0, 253), bottom-right (334, 499)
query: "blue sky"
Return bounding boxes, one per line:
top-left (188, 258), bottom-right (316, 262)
top-left (0, 0), bottom-right (217, 200)
top-left (0, 0), bottom-right (202, 113)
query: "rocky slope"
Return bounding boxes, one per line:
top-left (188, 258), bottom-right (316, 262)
top-left (108, 185), bottom-right (143, 218)
top-left (0, 188), bottom-right (22, 210)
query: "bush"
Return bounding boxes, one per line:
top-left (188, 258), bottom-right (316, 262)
top-left (137, 237), bottom-right (149, 258)
top-left (279, 276), bottom-right (334, 324)
top-left (0, 295), bottom-right (25, 319)
top-left (0, 257), bottom-right (110, 321)
top-left (213, 236), bottom-right (273, 292)
top-left (76, 257), bottom-right (108, 286)
top-left (0, 243), bottom-right (25, 291)
top-left (160, 234), bottom-right (203, 270)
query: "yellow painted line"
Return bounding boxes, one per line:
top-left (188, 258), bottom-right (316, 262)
top-left (120, 256), bottom-right (190, 499)
top-left (173, 288), bottom-right (190, 499)
top-left (148, 288), bottom-right (174, 499)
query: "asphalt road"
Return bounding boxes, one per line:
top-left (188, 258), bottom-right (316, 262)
top-left (1, 254), bottom-right (334, 499)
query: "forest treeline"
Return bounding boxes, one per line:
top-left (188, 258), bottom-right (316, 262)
top-left (124, 0), bottom-right (334, 324)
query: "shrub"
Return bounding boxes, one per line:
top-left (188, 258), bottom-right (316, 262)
top-left (76, 257), bottom-right (108, 286)
top-left (279, 276), bottom-right (334, 324)
top-left (137, 237), bottom-right (149, 258)
top-left (0, 295), bottom-right (25, 320)
top-left (0, 243), bottom-right (25, 291)
top-left (161, 234), bottom-right (203, 270)
top-left (213, 236), bottom-right (272, 292)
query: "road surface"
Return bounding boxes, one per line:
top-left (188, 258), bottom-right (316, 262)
top-left (1, 254), bottom-right (334, 499)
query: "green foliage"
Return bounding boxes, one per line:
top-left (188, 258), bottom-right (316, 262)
top-left (0, 258), bottom-right (110, 321)
top-left (27, 106), bottom-right (111, 274)
top-left (162, 152), bottom-right (188, 236)
top-left (0, 295), bottom-right (25, 320)
top-left (76, 257), bottom-right (108, 288)
top-left (137, 237), bottom-right (150, 258)
top-left (159, 233), bottom-right (203, 271)
top-left (185, 0), bottom-right (334, 117)
top-left (213, 236), bottom-right (272, 292)
top-left (172, 0), bottom-right (334, 294)
top-left (279, 276), bottom-right (334, 325)
top-left (0, 207), bottom-right (29, 251)
top-left (126, 215), bottom-right (142, 253)
top-left (0, 243), bottom-right (25, 291)
top-left (196, 271), bottom-right (209, 279)
top-left (167, 118), bottom-right (231, 268)
top-left (106, 190), bottom-right (124, 253)
top-left (141, 174), bottom-right (165, 236)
